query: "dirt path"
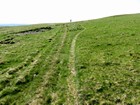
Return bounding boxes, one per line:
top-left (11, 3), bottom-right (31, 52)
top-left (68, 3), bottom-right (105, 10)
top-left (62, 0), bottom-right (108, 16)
top-left (28, 25), bottom-right (67, 105)
top-left (67, 28), bottom-right (86, 105)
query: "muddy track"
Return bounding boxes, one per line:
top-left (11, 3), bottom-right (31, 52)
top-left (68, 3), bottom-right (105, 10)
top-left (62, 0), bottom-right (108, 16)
top-left (67, 28), bottom-right (86, 105)
top-left (28, 25), bottom-right (67, 105)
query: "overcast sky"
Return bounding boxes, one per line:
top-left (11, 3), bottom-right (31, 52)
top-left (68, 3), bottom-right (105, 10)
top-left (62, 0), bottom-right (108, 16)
top-left (0, 0), bottom-right (140, 24)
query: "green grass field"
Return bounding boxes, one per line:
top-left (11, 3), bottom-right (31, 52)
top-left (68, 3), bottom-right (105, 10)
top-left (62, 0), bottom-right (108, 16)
top-left (0, 13), bottom-right (140, 105)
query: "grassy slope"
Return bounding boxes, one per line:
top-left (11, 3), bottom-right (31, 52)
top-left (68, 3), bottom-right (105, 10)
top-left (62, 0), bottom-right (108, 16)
top-left (0, 14), bottom-right (140, 104)
top-left (76, 14), bottom-right (140, 104)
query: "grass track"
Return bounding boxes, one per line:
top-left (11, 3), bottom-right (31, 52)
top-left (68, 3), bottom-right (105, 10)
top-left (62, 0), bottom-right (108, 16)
top-left (0, 13), bottom-right (140, 105)
top-left (67, 28), bottom-right (86, 105)
top-left (29, 25), bottom-right (67, 105)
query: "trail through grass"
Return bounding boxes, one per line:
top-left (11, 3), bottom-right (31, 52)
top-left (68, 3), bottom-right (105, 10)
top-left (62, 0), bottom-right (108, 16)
top-left (29, 25), bottom-right (67, 105)
top-left (67, 28), bottom-right (86, 105)
top-left (0, 13), bottom-right (140, 105)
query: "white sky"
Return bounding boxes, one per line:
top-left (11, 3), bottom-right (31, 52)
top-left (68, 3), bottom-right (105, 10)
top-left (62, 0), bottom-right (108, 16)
top-left (0, 0), bottom-right (140, 24)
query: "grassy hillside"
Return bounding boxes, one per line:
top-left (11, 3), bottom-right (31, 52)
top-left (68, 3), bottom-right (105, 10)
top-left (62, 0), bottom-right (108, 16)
top-left (0, 14), bottom-right (140, 105)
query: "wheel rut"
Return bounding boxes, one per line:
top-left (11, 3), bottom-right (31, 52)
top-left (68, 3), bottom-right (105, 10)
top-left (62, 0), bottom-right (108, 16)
top-left (67, 28), bottom-right (86, 105)
top-left (28, 25), bottom-right (67, 105)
